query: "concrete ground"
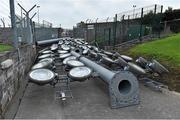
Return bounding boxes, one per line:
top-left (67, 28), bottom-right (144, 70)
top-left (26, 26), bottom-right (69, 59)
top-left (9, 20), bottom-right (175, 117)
top-left (13, 77), bottom-right (180, 119)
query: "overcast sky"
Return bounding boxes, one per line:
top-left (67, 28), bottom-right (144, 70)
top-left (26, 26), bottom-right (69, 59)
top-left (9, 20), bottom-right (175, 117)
top-left (0, 0), bottom-right (180, 29)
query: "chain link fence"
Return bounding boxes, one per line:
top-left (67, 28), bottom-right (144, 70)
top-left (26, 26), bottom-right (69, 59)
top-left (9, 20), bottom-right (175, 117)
top-left (0, 1), bottom-right (57, 47)
top-left (0, 1), bottom-right (36, 46)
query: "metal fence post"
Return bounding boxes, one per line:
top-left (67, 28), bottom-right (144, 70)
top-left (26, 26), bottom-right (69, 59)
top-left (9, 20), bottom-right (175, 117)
top-left (17, 3), bottom-right (36, 44)
top-left (122, 15), bottom-right (125, 43)
top-left (160, 5), bottom-right (163, 14)
top-left (86, 24), bottom-right (88, 42)
top-left (158, 5), bottom-right (163, 38)
top-left (154, 4), bottom-right (157, 14)
top-left (32, 21), bottom-right (36, 43)
top-left (108, 28), bottom-right (111, 46)
top-left (139, 8), bottom-right (144, 41)
top-left (9, 0), bottom-right (18, 48)
top-left (26, 13), bottom-right (33, 44)
top-left (113, 14), bottom-right (117, 49)
top-left (95, 23), bottom-right (97, 43)
top-left (151, 4), bottom-right (157, 37)
top-left (128, 15), bottom-right (130, 27)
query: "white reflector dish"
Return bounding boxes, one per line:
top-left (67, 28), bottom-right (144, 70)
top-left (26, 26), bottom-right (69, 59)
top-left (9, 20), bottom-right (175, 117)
top-left (42, 50), bottom-right (53, 54)
top-left (39, 58), bottom-right (54, 64)
top-left (29, 69), bottom-right (55, 84)
top-left (63, 56), bottom-right (76, 65)
top-left (58, 50), bottom-right (68, 54)
top-left (59, 53), bottom-right (71, 59)
top-left (31, 62), bottom-right (50, 69)
top-left (67, 60), bottom-right (84, 67)
top-left (38, 54), bottom-right (52, 59)
top-left (69, 67), bottom-right (92, 80)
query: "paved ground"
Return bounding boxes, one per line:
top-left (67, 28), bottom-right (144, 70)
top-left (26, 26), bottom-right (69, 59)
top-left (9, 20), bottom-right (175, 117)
top-left (14, 77), bottom-right (180, 119)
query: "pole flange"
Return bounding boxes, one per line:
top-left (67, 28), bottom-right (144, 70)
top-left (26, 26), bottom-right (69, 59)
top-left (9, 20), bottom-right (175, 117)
top-left (109, 71), bottom-right (140, 108)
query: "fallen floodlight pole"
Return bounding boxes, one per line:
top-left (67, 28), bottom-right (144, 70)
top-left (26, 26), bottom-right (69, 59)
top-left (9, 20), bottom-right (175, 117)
top-left (37, 38), bottom-right (61, 45)
top-left (71, 51), bottom-right (139, 108)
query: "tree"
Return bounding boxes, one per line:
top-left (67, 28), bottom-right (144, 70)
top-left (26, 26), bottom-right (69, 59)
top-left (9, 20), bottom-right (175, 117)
top-left (142, 11), bottom-right (163, 33)
top-left (162, 7), bottom-right (180, 33)
top-left (163, 7), bottom-right (174, 21)
top-left (142, 11), bottom-right (154, 25)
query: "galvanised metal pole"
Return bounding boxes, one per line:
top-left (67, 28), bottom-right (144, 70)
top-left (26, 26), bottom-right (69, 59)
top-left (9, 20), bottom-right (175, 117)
top-left (26, 13), bottom-right (33, 44)
top-left (154, 4), bottom-right (157, 14)
top-left (17, 3), bottom-right (36, 44)
top-left (94, 23), bottom-right (97, 43)
top-left (71, 51), bottom-right (140, 108)
top-left (86, 24), bottom-right (88, 42)
top-left (139, 8), bottom-right (144, 41)
top-left (9, 0), bottom-right (18, 48)
top-left (37, 6), bottom-right (40, 25)
top-left (158, 5), bottom-right (163, 38)
top-left (113, 14), bottom-right (117, 49)
top-left (152, 4), bottom-right (157, 37)
top-left (72, 51), bottom-right (114, 81)
top-left (128, 15), bottom-right (130, 27)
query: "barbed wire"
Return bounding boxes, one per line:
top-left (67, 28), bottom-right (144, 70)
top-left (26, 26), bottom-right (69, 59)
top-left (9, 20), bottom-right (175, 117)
top-left (85, 4), bottom-right (163, 24)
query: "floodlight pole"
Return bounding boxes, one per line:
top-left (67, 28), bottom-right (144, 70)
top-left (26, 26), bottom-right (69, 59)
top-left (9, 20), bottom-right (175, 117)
top-left (71, 51), bottom-right (140, 108)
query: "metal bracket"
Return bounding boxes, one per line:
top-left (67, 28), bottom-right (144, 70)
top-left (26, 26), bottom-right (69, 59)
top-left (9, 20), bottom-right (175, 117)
top-left (55, 75), bottom-right (73, 101)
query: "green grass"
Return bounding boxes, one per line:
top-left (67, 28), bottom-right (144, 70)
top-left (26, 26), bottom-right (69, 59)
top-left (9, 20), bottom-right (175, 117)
top-left (128, 33), bottom-right (180, 67)
top-left (0, 44), bottom-right (13, 52)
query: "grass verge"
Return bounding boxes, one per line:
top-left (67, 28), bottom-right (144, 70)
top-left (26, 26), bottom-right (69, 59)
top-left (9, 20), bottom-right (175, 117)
top-left (127, 33), bottom-right (180, 92)
top-left (0, 44), bottom-right (13, 52)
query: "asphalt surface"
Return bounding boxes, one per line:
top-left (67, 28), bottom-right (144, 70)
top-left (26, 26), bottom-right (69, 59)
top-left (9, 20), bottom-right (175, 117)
top-left (14, 77), bottom-right (180, 119)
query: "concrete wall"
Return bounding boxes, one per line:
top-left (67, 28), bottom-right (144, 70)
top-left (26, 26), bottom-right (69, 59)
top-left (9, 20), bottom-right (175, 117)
top-left (0, 28), bottom-right (13, 44)
top-left (0, 45), bottom-right (36, 118)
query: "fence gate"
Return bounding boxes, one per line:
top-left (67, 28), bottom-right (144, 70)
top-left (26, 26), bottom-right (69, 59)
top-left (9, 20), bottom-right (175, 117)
top-left (127, 25), bottom-right (146, 40)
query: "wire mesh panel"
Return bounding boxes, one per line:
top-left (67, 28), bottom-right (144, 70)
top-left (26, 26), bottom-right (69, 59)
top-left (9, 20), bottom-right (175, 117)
top-left (0, 0), bottom-right (57, 46)
top-left (15, 14), bottom-right (29, 44)
top-left (74, 4), bottom-right (163, 48)
top-left (115, 4), bottom-right (163, 44)
top-left (0, 0), bottom-right (36, 46)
